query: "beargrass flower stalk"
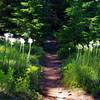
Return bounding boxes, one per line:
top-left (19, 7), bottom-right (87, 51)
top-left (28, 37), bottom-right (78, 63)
top-left (19, 38), bottom-right (25, 52)
top-left (8, 37), bottom-right (16, 66)
top-left (82, 44), bottom-right (89, 65)
top-left (68, 47), bottom-right (71, 56)
top-left (76, 44), bottom-right (83, 60)
top-left (19, 38), bottom-right (25, 57)
top-left (86, 44), bottom-right (93, 65)
top-left (27, 38), bottom-right (33, 64)
top-left (3, 33), bottom-right (10, 66)
top-left (95, 40), bottom-right (100, 57)
top-left (92, 41), bottom-right (99, 55)
top-left (18, 38), bottom-right (25, 67)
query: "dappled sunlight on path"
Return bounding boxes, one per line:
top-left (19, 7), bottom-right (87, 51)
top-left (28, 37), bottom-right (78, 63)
top-left (42, 53), bottom-right (94, 100)
top-left (42, 39), bottom-right (95, 100)
top-left (43, 53), bottom-right (99, 100)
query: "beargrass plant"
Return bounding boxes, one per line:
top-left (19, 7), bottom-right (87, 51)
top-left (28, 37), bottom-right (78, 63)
top-left (62, 40), bottom-right (100, 96)
top-left (27, 38), bottom-right (33, 64)
top-left (0, 33), bottom-right (43, 99)
top-left (2, 33), bottom-right (9, 67)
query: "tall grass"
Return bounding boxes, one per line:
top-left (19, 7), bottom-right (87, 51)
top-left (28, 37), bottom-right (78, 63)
top-left (62, 41), bottom-right (100, 95)
top-left (0, 35), bottom-right (44, 99)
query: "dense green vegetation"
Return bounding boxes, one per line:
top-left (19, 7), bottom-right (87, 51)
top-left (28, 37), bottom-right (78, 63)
top-left (0, 0), bottom-right (100, 98)
top-left (0, 37), bottom-right (44, 99)
top-left (62, 41), bottom-right (100, 96)
top-left (55, 0), bottom-right (100, 58)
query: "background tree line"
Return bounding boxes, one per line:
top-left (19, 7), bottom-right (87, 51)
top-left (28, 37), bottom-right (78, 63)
top-left (0, 0), bottom-right (100, 56)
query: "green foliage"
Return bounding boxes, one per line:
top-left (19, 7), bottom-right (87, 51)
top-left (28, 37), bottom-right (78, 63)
top-left (0, 67), bottom-right (14, 92)
top-left (55, 1), bottom-right (100, 58)
top-left (10, 0), bottom-right (44, 37)
top-left (57, 47), bottom-right (69, 59)
top-left (0, 39), bottom-right (43, 99)
top-left (0, 0), bottom-right (67, 43)
top-left (0, 0), bottom-right (100, 43)
top-left (0, 0), bottom-right (100, 98)
top-left (15, 76), bottom-right (30, 93)
top-left (62, 43), bottom-right (100, 95)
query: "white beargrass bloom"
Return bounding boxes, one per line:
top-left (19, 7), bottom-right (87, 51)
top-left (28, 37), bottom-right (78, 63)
top-left (28, 38), bottom-right (33, 44)
top-left (77, 44), bottom-right (83, 50)
top-left (89, 44), bottom-right (93, 51)
top-left (95, 40), bottom-right (100, 47)
top-left (89, 44), bottom-right (92, 47)
top-left (4, 33), bottom-right (10, 41)
top-left (89, 40), bottom-right (94, 45)
top-left (19, 38), bottom-right (25, 45)
top-left (93, 43), bottom-right (96, 47)
top-left (84, 45), bottom-right (88, 50)
top-left (9, 38), bottom-right (16, 45)
top-left (92, 40), bottom-right (100, 47)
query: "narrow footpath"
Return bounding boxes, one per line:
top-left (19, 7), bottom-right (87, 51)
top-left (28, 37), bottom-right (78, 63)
top-left (42, 52), bottom-right (72, 100)
top-left (42, 39), bottom-right (95, 100)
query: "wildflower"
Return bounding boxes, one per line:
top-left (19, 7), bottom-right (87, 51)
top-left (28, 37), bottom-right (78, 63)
top-left (9, 38), bottom-right (16, 46)
top-left (89, 40), bottom-right (94, 45)
top-left (95, 40), bottom-right (100, 47)
top-left (84, 45), bottom-right (88, 50)
top-left (28, 38), bottom-right (33, 44)
top-left (27, 38), bottom-right (34, 64)
top-left (77, 44), bottom-right (83, 50)
top-left (19, 38), bottom-right (25, 45)
top-left (89, 44), bottom-right (93, 52)
top-left (4, 33), bottom-right (10, 41)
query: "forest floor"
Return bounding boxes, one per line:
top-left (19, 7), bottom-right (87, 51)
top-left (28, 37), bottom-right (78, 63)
top-left (42, 39), bottom-right (98, 100)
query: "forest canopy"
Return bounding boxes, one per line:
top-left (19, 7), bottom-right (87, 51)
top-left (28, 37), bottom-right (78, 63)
top-left (0, 0), bottom-right (100, 45)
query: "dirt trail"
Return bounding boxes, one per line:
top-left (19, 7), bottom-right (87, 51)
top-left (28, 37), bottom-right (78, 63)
top-left (42, 39), bottom-right (95, 100)
top-left (42, 53), bottom-right (67, 99)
